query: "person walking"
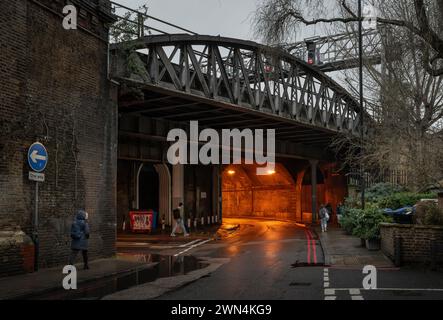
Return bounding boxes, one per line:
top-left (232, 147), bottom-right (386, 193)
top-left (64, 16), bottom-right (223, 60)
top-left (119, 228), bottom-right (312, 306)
top-left (171, 203), bottom-right (189, 237)
top-left (336, 202), bottom-right (344, 226)
top-left (319, 204), bottom-right (330, 233)
top-left (69, 210), bottom-right (90, 270)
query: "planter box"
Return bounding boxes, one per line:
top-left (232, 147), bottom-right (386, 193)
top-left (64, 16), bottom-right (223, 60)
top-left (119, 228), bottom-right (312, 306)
top-left (360, 238), bottom-right (366, 248)
top-left (380, 223), bottom-right (443, 265)
top-left (366, 238), bottom-right (380, 251)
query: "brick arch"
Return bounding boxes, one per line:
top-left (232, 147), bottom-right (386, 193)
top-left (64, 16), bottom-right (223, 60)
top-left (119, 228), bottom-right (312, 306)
top-left (222, 163), bottom-right (297, 220)
top-left (295, 162), bottom-right (347, 224)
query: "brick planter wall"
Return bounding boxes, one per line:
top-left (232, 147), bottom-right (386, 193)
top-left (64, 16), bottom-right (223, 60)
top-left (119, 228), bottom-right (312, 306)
top-left (0, 231), bottom-right (35, 277)
top-left (380, 223), bottom-right (443, 265)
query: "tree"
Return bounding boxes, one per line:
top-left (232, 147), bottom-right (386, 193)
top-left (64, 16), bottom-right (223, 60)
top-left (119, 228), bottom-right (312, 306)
top-left (332, 2), bottom-right (443, 190)
top-left (253, 0), bottom-right (443, 76)
top-left (253, 0), bottom-right (443, 190)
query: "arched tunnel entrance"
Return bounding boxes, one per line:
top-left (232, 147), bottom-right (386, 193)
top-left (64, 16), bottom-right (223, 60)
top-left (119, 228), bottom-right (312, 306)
top-left (222, 163), bottom-right (297, 221)
top-left (221, 162), bottom-right (348, 224)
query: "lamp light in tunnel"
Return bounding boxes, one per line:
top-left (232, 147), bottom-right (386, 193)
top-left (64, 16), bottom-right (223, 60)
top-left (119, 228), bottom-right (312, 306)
top-left (267, 170), bottom-right (276, 175)
top-left (228, 170), bottom-right (235, 175)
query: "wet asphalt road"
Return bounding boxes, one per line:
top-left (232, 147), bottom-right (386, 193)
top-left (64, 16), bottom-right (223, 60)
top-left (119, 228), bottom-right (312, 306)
top-left (156, 218), bottom-right (326, 300)
top-left (117, 218), bottom-right (443, 300)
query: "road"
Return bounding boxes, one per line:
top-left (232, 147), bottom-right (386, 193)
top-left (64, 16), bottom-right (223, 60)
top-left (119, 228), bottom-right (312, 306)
top-left (116, 218), bottom-right (443, 300)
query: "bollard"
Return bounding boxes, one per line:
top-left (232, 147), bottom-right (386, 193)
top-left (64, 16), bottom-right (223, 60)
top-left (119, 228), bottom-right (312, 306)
top-left (394, 236), bottom-right (402, 267)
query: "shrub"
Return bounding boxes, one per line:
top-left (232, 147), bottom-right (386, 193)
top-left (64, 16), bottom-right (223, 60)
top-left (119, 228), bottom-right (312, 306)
top-left (340, 208), bottom-right (363, 235)
top-left (352, 207), bottom-right (393, 240)
top-left (365, 183), bottom-right (406, 203)
top-left (377, 192), bottom-right (437, 210)
top-left (414, 201), bottom-right (443, 226)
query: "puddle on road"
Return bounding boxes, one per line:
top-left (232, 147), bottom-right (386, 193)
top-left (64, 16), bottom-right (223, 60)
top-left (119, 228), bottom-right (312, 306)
top-left (119, 253), bottom-right (209, 278)
top-left (33, 254), bottom-right (208, 300)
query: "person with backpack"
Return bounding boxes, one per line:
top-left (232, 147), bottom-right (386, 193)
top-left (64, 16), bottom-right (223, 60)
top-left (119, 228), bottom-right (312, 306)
top-left (319, 204), bottom-right (330, 233)
top-left (69, 210), bottom-right (90, 270)
top-left (171, 202), bottom-right (189, 237)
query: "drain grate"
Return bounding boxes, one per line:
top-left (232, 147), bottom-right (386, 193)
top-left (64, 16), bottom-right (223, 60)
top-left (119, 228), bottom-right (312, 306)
top-left (291, 261), bottom-right (325, 268)
top-left (289, 282), bottom-right (312, 287)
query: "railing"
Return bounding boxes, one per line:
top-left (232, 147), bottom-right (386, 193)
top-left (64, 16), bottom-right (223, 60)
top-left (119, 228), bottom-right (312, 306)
top-left (347, 170), bottom-right (409, 188)
top-left (284, 29), bottom-right (383, 72)
top-left (109, 1), bottom-right (197, 43)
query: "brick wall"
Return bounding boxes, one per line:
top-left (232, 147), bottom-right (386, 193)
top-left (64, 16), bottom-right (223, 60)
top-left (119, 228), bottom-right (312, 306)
top-left (0, 0), bottom-right (117, 276)
top-left (380, 223), bottom-right (443, 264)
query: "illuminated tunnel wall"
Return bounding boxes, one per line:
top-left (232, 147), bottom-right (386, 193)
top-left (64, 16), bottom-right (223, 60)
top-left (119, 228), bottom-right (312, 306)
top-left (222, 162), bottom-right (347, 223)
top-left (222, 163), bottom-right (297, 220)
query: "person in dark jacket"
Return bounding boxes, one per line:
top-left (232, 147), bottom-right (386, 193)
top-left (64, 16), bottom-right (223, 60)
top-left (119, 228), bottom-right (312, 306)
top-left (69, 210), bottom-right (90, 270)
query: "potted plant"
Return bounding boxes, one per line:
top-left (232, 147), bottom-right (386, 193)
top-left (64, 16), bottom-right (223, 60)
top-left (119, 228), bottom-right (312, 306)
top-left (340, 208), bottom-right (362, 236)
top-left (353, 207), bottom-right (392, 251)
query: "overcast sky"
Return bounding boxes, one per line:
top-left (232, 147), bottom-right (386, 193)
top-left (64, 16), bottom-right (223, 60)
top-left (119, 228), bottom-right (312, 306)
top-left (115, 0), bottom-right (325, 42)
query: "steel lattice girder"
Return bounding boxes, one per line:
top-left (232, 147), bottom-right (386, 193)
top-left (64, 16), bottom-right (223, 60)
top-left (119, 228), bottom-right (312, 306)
top-left (110, 34), bottom-right (368, 136)
top-left (286, 29), bottom-right (382, 72)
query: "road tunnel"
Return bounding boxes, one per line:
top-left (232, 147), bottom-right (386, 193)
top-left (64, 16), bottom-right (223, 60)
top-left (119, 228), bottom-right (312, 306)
top-left (222, 162), bottom-right (348, 223)
top-left (222, 163), bottom-right (298, 221)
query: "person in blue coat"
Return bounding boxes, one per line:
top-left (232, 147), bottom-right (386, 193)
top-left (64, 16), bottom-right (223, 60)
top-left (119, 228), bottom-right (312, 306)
top-left (69, 210), bottom-right (90, 270)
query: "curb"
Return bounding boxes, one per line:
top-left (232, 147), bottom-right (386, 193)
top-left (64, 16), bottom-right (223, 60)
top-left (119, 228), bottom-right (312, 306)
top-left (312, 227), bottom-right (331, 266)
top-left (3, 261), bottom-right (158, 300)
top-left (102, 257), bottom-right (230, 300)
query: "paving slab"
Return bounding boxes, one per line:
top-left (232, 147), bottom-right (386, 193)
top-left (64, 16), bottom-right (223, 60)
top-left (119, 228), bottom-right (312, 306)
top-left (102, 257), bottom-right (230, 300)
top-left (0, 258), bottom-right (156, 300)
top-left (315, 227), bottom-right (394, 268)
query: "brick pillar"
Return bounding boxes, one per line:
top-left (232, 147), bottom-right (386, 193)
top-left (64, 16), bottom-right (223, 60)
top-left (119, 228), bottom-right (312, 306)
top-left (310, 160), bottom-right (319, 224)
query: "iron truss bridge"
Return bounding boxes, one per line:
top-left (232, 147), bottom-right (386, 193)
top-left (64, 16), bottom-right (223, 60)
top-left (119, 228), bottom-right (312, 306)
top-left (109, 2), bottom-right (369, 150)
top-left (285, 29), bottom-right (382, 72)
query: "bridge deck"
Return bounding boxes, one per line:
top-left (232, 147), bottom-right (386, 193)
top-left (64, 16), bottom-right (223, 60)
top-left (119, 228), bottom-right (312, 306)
top-left (118, 78), bottom-right (338, 148)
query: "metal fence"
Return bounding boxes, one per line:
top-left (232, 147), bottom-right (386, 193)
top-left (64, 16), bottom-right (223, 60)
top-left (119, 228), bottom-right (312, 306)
top-left (347, 170), bottom-right (409, 188)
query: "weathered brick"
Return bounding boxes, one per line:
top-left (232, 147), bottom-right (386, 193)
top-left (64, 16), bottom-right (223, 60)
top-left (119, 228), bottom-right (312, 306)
top-left (0, 0), bottom-right (117, 277)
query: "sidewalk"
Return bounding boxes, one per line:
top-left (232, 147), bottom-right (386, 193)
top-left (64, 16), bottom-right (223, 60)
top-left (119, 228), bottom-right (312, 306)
top-left (118, 222), bottom-right (239, 243)
top-left (314, 226), bottom-right (394, 269)
top-left (0, 257), bottom-right (157, 300)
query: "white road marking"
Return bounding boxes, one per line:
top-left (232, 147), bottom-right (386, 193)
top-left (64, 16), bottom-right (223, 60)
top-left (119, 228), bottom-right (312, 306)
top-left (324, 296), bottom-right (336, 300)
top-left (349, 289), bottom-right (361, 295)
top-left (324, 282), bottom-right (330, 288)
top-left (174, 239), bottom-right (213, 257)
top-left (324, 289), bottom-right (335, 296)
top-left (179, 239), bottom-right (201, 248)
top-left (116, 242), bottom-right (150, 246)
top-left (351, 296), bottom-right (364, 300)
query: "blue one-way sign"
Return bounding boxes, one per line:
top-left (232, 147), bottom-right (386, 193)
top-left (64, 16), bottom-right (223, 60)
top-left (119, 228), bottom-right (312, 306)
top-left (28, 142), bottom-right (48, 173)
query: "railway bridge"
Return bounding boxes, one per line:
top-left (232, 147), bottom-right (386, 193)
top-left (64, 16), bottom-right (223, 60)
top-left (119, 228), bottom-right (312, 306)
top-left (111, 31), bottom-right (367, 228)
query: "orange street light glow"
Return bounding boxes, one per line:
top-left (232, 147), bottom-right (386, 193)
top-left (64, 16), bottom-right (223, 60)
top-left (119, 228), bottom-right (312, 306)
top-left (228, 170), bottom-right (235, 175)
top-left (267, 170), bottom-right (276, 175)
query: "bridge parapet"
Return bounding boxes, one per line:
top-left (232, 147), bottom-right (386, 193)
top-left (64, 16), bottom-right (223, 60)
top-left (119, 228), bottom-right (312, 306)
top-left (110, 34), bottom-right (368, 136)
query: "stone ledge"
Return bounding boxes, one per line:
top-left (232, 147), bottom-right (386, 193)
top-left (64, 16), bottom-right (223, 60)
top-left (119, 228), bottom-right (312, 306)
top-left (380, 223), bottom-right (443, 231)
top-left (0, 231), bottom-right (34, 248)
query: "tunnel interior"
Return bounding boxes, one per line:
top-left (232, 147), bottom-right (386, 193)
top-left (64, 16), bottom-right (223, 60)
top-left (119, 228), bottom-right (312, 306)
top-left (222, 162), bottom-right (348, 223)
top-left (222, 163), bottom-right (297, 220)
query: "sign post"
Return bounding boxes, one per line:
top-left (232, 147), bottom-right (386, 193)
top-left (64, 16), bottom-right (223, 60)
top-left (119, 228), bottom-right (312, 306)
top-left (27, 142), bottom-right (48, 272)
